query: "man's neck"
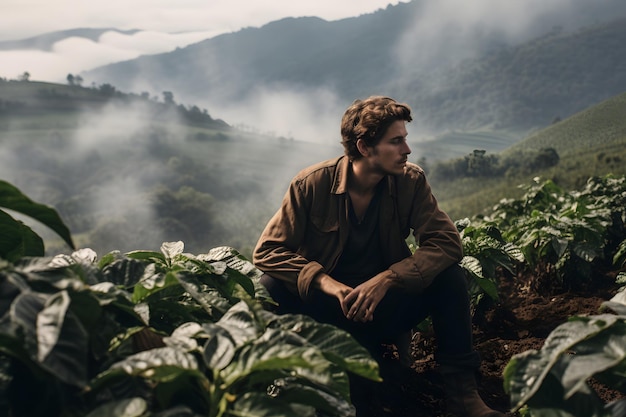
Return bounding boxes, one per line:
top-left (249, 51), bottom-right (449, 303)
top-left (349, 159), bottom-right (384, 195)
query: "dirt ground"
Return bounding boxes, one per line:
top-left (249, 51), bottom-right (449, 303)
top-left (349, 268), bottom-right (625, 417)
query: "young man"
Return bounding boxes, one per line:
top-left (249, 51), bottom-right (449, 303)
top-left (253, 96), bottom-right (505, 417)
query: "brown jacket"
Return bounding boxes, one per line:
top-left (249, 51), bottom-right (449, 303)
top-left (253, 155), bottom-right (463, 301)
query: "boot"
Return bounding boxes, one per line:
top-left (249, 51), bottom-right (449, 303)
top-left (441, 369), bottom-right (505, 417)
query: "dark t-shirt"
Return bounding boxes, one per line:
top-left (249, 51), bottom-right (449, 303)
top-left (332, 182), bottom-right (386, 287)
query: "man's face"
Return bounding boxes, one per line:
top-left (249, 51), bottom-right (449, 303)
top-left (367, 120), bottom-right (411, 176)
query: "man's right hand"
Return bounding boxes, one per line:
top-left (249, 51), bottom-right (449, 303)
top-left (313, 273), bottom-right (354, 309)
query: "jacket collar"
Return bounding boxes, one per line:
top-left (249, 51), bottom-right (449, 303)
top-left (331, 156), bottom-right (350, 195)
top-left (331, 155), bottom-right (397, 197)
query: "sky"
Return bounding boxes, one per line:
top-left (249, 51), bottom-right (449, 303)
top-left (0, 0), bottom-right (401, 83)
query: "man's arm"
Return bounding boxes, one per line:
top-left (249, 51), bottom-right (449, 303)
top-left (389, 169), bottom-right (463, 293)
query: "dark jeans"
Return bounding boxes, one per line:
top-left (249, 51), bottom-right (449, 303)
top-left (260, 264), bottom-right (480, 369)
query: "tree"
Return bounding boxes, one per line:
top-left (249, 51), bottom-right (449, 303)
top-left (162, 91), bottom-right (175, 105)
top-left (18, 71), bottom-right (30, 82)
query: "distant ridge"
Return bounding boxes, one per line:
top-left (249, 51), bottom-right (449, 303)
top-left (83, 1), bottom-right (626, 137)
top-left (0, 28), bottom-right (141, 51)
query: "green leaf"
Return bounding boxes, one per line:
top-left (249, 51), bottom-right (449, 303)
top-left (215, 301), bottom-right (263, 346)
top-left (505, 314), bottom-right (622, 412)
top-left (132, 265), bottom-right (179, 303)
top-left (202, 325), bottom-right (236, 371)
top-left (126, 249), bottom-right (165, 263)
top-left (220, 329), bottom-right (329, 387)
top-left (601, 287), bottom-right (626, 315)
top-left (85, 397), bottom-right (147, 417)
top-left (11, 291), bottom-right (89, 387)
top-left (176, 272), bottom-right (231, 319)
top-left (0, 209), bottom-right (44, 261)
top-left (200, 246), bottom-right (263, 280)
top-left (269, 314), bottom-right (380, 382)
top-left (263, 376), bottom-right (356, 417)
top-left (229, 392), bottom-right (317, 417)
top-left (161, 241), bottom-right (185, 261)
top-left (92, 347), bottom-right (202, 390)
top-left (0, 180), bottom-right (74, 250)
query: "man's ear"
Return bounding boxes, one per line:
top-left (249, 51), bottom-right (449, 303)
top-left (356, 139), bottom-right (371, 157)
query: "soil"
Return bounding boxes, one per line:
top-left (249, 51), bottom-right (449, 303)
top-left (348, 268), bottom-right (626, 417)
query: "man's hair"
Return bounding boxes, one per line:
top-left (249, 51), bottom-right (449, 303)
top-left (340, 96), bottom-right (412, 160)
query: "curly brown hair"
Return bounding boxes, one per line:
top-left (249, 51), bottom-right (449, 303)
top-left (340, 96), bottom-right (412, 160)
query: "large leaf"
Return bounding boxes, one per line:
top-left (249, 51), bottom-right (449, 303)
top-left (85, 397), bottom-right (147, 417)
top-left (92, 346), bottom-right (203, 391)
top-left (202, 324), bottom-right (237, 371)
top-left (11, 291), bottom-right (89, 387)
top-left (269, 313), bottom-right (380, 381)
top-left (0, 180), bottom-right (74, 250)
top-left (176, 272), bottom-right (231, 319)
top-left (220, 328), bottom-right (330, 387)
top-left (0, 209), bottom-right (44, 261)
top-left (264, 376), bottom-right (356, 417)
top-left (132, 265), bottom-right (180, 303)
top-left (199, 246), bottom-right (260, 296)
top-left (215, 301), bottom-right (263, 346)
top-left (601, 287), bottom-right (626, 315)
top-left (229, 392), bottom-right (317, 417)
top-left (504, 314), bottom-right (622, 412)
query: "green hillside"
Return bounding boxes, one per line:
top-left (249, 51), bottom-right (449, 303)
top-left (0, 80), bottom-right (340, 257)
top-left (2, 80), bottom-right (625, 257)
top-left (432, 91), bottom-right (626, 220)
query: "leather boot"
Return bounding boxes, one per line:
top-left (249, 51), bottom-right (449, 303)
top-left (441, 369), bottom-right (505, 417)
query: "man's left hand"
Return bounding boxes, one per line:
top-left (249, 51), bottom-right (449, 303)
top-left (341, 270), bottom-right (398, 322)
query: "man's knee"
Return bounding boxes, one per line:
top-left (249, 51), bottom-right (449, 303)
top-left (429, 264), bottom-right (468, 294)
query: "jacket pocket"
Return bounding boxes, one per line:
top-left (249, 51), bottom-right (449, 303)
top-left (310, 215), bottom-right (339, 234)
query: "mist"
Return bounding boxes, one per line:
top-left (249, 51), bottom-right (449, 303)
top-left (147, 0), bottom-right (626, 147)
top-left (0, 30), bottom-right (217, 83)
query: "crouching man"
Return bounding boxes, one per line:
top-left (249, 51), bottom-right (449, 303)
top-left (253, 96), bottom-right (505, 417)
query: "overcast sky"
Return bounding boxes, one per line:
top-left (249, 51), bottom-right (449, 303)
top-left (0, 0), bottom-right (401, 82)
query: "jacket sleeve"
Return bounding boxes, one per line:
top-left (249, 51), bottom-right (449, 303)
top-left (388, 172), bottom-right (463, 293)
top-left (252, 178), bottom-right (325, 300)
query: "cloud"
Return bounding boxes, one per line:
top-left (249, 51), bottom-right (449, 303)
top-left (0, 30), bottom-right (216, 82)
top-left (392, 0), bottom-right (626, 81)
top-left (205, 85), bottom-right (346, 146)
top-left (0, 1), bottom-right (401, 82)
top-left (0, 1), bottom-right (401, 41)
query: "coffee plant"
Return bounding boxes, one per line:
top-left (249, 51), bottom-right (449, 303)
top-left (0, 242), bottom-right (379, 417)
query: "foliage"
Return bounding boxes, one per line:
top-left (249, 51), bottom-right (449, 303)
top-left (0, 179), bottom-right (74, 262)
top-left (0, 242), bottom-right (380, 417)
top-left (455, 218), bottom-right (524, 307)
top-left (486, 176), bottom-right (626, 292)
top-left (503, 286), bottom-right (626, 417)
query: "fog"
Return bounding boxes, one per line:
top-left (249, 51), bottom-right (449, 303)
top-left (0, 30), bottom-right (218, 83)
top-left (130, 0), bottom-right (626, 146)
top-left (3, 0), bottom-right (625, 144)
top-left (2, 0), bottom-right (625, 255)
top-left (394, 0), bottom-right (626, 73)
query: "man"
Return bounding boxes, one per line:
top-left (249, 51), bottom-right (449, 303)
top-left (253, 96), bottom-right (505, 417)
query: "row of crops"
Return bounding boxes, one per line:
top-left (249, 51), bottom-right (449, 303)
top-left (457, 174), bottom-right (626, 416)
top-left (1, 174), bottom-right (625, 416)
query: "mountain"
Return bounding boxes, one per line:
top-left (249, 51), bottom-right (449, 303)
top-left (1, 79), bottom-right (624, 255)
top-left (82, 0), bottom-right (626, 144)
top-left (0, 28), bottom-right (140, 51)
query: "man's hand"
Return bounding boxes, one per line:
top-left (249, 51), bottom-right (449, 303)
top-left (341, 270), bottom-right (398, 322)
top-left (314, 273), bottom-right (354, 305)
